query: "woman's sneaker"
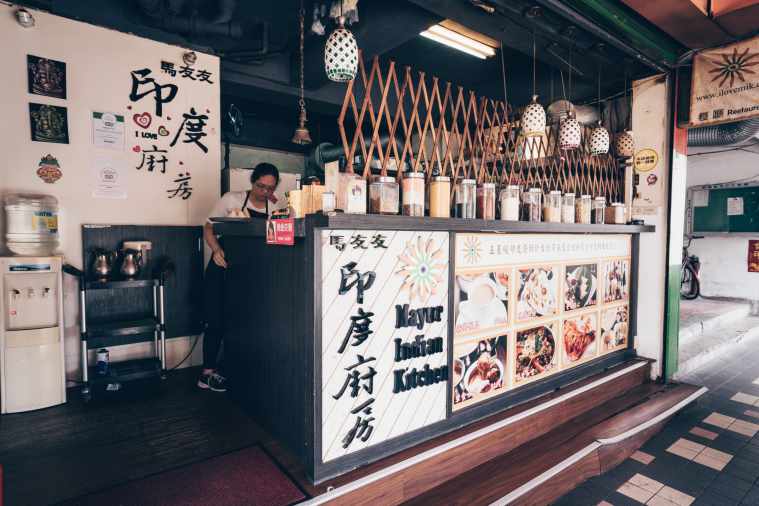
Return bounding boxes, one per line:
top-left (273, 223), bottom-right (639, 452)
top-left (197, 372), bottom-right (227, 392)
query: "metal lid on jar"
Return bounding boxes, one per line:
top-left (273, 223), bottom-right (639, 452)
top-left (528, 187), bottom-right (542, 193)
top-left (373, 176), bottom-right (397, 183)
top-left (563, 192), bottom-right (575, 197)
top-left (460, 178), bottom-right (476, 184)
top-left (581, 194), bottom-right (592, 198)
top-left (431, 176), bottom-right (451, 183)
top-left (480, 182), bottom-right (496, 189)
top-left (612, 202), bottom-right (624, 206)
top-left (506, 184), bottom-right (521, 190)
top-left (594, 196), bottom-right (606, 201)
top-left (403, 171), bottom-right (425, 179)
top-left (549, 190), bottom-right (562, 195)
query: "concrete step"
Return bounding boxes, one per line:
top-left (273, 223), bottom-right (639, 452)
top-left (675, 315), bottom-right (759, 380)
top-left (679, 299), bottom-right (750, 345)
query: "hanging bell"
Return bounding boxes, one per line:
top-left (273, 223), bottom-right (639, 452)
top-left (291, 108), bottom-right (312, 145)
top-left (589, 121), bottom-right (610, 155)
top-left (559, 111), bottom-right (582, 150)
top-left (324, 19), bottom-right (358, 82)
top-left (521, 94), bottom-right (546, 137)
top-left (614, 129), bottom-right (634, 158)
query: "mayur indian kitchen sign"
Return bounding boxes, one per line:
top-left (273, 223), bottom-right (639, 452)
top-left (690, 35), bottom-right (759, 127)
top-left (320, 230), bottom-right (449, 462)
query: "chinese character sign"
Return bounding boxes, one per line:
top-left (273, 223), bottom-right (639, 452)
top-left (749, 240), bottom-right (759, 273)
top-left (321, 230), bottom-right (449, 462)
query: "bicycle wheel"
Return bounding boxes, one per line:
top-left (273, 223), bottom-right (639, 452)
top-left (680, 264), bottom-right (699, 300)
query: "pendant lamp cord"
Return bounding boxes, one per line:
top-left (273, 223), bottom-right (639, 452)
top-left (597, 62), bottom-right (601, 123)
top-left (500, 41), bottom-right (508, 118)
top-left (298, 0), bottom-right (305, 114)
top-left (532, 29), bottom-right (537, 97)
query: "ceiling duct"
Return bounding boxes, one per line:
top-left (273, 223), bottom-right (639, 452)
top-left (137, 0), bottom-right (243, 38)
top-left (688, 118), bottom-right (759, 146)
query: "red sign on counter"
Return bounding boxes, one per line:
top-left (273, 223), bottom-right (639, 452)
top-left (266, 218), bottom-right (295, 246)
top-left (749, 240), bottom-right (759, 272)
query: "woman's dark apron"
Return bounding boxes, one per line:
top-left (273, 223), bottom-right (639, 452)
top-left (203, 192), bottom-right (268, 367)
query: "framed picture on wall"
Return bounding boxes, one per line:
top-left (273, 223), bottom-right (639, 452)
top-left (29, 103), bottom-right (69, 144)
top-left (27, 55), bottom-right (67, 99)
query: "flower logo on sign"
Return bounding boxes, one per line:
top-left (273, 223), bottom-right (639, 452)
top-left (462, 236), bottom-right (482, 264)
top-left (396, 236), bottom-right (446, 301)
top-left (708, 47), bottom-right (759, 88)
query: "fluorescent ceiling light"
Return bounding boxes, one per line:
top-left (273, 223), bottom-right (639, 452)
top-left (420, 23), bottom-right (496, 59)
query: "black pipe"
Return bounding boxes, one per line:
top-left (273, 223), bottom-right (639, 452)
top-left (532, 0), bottom-right (670, 74)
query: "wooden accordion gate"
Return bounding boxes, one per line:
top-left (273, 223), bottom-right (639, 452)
top-left (337, 55), bottom-right (624, 203)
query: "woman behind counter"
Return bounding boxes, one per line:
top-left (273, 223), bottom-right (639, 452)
top-left (199, 162), bottom-right (281, 392)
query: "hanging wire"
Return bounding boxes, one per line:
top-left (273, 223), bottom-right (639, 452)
top-left (596, 61), bottom-right (601, 122)
top-left (532, 28), bottom-right (537, 97)
top-left (568, 38), bottom-right (573, 103)
top-left (299, 1), bottom-right (306, 112)
top-left (500, 41), bottom-right (508, 116)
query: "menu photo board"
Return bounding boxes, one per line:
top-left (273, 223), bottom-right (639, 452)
top-left (320, 229), bottom-right (450, 462)
top-left (452, 234), bottom-right (631, 412)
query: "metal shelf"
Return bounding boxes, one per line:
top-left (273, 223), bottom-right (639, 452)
top-left (84, 278), bottom-right (159, 290)
top-left (87, 358), bottom-right (162, 385)
top-left (87, 317), bottom-right (159, 338)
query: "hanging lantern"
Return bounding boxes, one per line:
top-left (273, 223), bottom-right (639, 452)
top-left (324, 19), bottom-right (358, 82)
top-left (615, 130), bottom-right (634, 158)
top-left (559, 111), bottom-right (581, 150)
top-left (522, 95), bottom-right (546, 136)
top-left (589, 121), bottom-right (610, 155)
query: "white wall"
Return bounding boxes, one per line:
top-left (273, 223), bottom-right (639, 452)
top-left (686, 145), bottom-right (759, 299)
top-left (632, 75), bottom-right (672, 380)
top-left (0, 6), bottom-right (221, 381)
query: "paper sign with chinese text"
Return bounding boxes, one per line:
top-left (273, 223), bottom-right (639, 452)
top-left (265, 218), bottom-right (295, 246)
top-left (320, 230), bottom-right (449, 462)
top-left (749, 240), bottom-right (759, 273)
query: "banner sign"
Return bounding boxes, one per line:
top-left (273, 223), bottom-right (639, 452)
top-left (320, 230), bottom-right (449, 462)
top-left (690, 35), bottom-right (759, 127)
top-left (452, 233), bottom-right (631, 411)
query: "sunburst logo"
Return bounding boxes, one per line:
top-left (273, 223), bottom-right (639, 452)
top-left (708, 47), bottom-right (759, 88)
top-left (462, 236), bottom-right (482, 264)
top-left (396, 236), bottom-right (447, 301)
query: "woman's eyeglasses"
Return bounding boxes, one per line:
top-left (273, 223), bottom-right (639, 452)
top-left (255, 182), bottom-right (277, 193)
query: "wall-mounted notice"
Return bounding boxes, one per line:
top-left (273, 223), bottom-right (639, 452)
top-left (693, 189), bottom-right (709, 207)
top-left (452, 233), bottom-right (631, 411)
top-left (92, 156), bottom-right (127, 199)
top-left (320, 230), bottom-right (449, 462)
top-left (92, 111), bottom-right (125, 150)
top-left (727, 197), bottom-right (744, 216)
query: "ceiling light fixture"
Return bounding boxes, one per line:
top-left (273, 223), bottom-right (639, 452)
top-left (420, 24), bottom-right (496, 59)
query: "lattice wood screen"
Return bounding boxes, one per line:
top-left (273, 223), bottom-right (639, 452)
top-left (337, 55), bottom-right (623, 202)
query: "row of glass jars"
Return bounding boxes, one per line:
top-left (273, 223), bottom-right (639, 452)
top-left (364, 173), bottom-right (626, 224)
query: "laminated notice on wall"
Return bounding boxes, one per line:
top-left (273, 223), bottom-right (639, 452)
top-left (693, 189), bottom-right (709, 207)
top-left (727, 197), bottom-right (744, 216)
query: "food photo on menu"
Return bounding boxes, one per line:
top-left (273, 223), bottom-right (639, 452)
top-left (564, 263), bottom-right (597, 311)
top-left (603, 259), bottom-right (629, 303)
top-left (516, 266), bottom-right (558, 321)
top-left (454, 272), bottom-right (509, 334)
top-left (562, 312), bottom-right (598, 363)
top-left (453, 336), bottom-right (507, 408)
top-left (515, 323), bottom-right (558, 383)
top-left (600, 305), bottom-right (628, 352)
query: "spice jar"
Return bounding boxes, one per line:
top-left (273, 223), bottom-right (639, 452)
top-left (523, 188), bottom-right (543, 222)
top-left (322, 191), bottom-right (336, 214)
top-left (562, 193), bottom-right (575, 224)
top-left (429, 176), bottom-right (451, 218)
top-left (401, 172), bottom-right (425, 217)
top-left (369, 176), bottom-right (399, 215)
top-left (593, 197), bottom-right (606, 224)
top-left (477, 183), bottom-right (497, 220)
top-left (499, 185), bottom-right (521, 221)
top-left (344, 176), bottom-right (367, 214)
top-left (455, 179), bottom-right (476, 219)
top-left (606, 202), bottom-right (625, 224)
top-left (576, 194), bottom-right (592, 224)
top-left (543, 190), bottom-right (562, 223)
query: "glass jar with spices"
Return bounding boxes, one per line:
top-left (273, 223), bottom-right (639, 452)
top-left (576, 194), bottom-right (592, 224)
top-left (499, 185), bottom-right (521, 221)
top-left (593, 196), bottom-right (606, 224)
top-left (524, 188), bottom-right (543, 222)
top-left (606, 202), bottom-right (625, 224)
top-left (544, 190), bottom-right (562, 223)
top-left (401, 171), bottom-right (425, 217)
top-left (562, 193), bottom-right (575, 223)
top-left (429, 175), bottom-right (451, 218)
top-left (477, 183), bottom-right (497, 220)
top-left (369, 176), bottom-right (399, 215)
top-left (455, 179), bottom-right (476, 219)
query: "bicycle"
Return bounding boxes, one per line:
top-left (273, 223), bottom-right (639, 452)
top-left (681, 235), bottom-right (703, 300)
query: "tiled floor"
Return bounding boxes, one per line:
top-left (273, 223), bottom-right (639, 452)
top-left (553, 324), bottom-right (759, 505)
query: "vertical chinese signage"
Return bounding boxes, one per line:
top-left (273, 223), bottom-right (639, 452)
top-left (690, 35), bottom-right (759, 127)
top-left (321, 230), bottom-right (449, 462)
top-left (452, 234), bottom-right (631, 411)
top-left (749, 240), bottom-right (759, 273)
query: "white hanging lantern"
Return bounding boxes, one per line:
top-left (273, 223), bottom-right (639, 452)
top-left (614, 130), bottom-right (634, 158)
top-left (522, 95), bottom-right (546, 137)
top-left (589, 121), bottom-right (610, 155)
top-left (324, 19), bottom-right (358, 82)
top-left (559, 111), bottom-right (582, 150)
